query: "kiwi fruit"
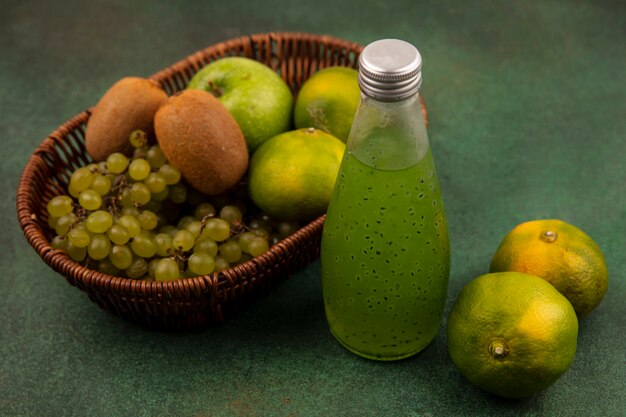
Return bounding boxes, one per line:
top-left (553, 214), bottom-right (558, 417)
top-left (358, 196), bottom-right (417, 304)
top-left (154, 89), bottom-right (248, 195)
top-left (85, 77), bottom-right (168, 161)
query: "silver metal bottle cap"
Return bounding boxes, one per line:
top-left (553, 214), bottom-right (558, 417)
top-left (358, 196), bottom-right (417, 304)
top-left (358, 39), bottom-right (422, 102)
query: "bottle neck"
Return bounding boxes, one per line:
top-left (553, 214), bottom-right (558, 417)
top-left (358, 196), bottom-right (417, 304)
top-left (347, 91), bottom-right (429, 171)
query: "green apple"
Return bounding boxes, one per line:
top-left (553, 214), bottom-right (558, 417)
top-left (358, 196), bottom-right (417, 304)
top-left (187, 57), bottom-right (293, 151)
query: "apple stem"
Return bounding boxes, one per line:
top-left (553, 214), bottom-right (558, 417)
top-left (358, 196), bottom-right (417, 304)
top-left (206, 81), bottom-right (223, 98)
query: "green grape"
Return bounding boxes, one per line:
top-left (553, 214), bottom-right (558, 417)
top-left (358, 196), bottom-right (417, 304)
top-left (78, 189), bottom-right (102, 211)
top-left (117, 215), bottom-right (141, 238)
top-left (238, 231), bottom-right (258, 254)
top-left (193, 239), bottom-right (218, 257)
top-left (128, 159), bottom-right (151, 181)
top-left (247, 218), bottom-right (267, 231)
top-left (194, 203), bottom-right (215, 220)
top-left (97, 258), bottom-right (120, 276)
top-left (48, 215), bottom-right (58, 230)
top-left (47, 195), bottom-right (74, 218)
top-left (142, 200), bottom-right (162, 213)
top-left (138, 210), bottom-right (158, 230)
top-left (129, 129), bottom-right (148, 148)
top-left (126, 258), bottom-right (148, 279)
top-left (144, 172), bottom-right (167, 193)
top-left (188, 252), bottom-right (215, 275)
top-left (120, 188), bottom-right (135, 208)
top-left (154, 233), bottom-right (173, 257)
top-left (219, 205), bottom-right (243, 225)
top-left (159, 225), bottom-right (177, 237)
top-left (68, 227), bottom-right (90, 248)
top-left (210, 192), bottom-right (230, 210)
top-left (133, 146), bottom-right (148, 159)
top-left (151, 187), bottom-right (169, 202)
top-left (168, 183), bottom-right (187, 204)
top-left (69, 167), bottom-right (94, 192)
top-left (122, 207), bottom-right (140, 217)
top-left (276, 221), bottom-right (300, 238)
top-left (155, 258), bottom-right (180, 281)
top-left (236, 253), bottom-right (253, 266)
top-left (131, 231), bottom-right (157, 258)
top-left (55, 213), bottom-right (78, 236)
top-left (50, 235), bottom-right (68, 251)
top-left (88, 234), bottom-right (111, 260)
top-left (219, 240), bottom-right (242, 263)
top-left (177, 215), bottom-right (196, 230)
top-left (187, 188), bottom-right (208, 207)
top-left (66, 241), bottom-right (87, 262)
top-left (130, 183), bottom-right (151, 206)
top-left (172, 229), bottom-right (195, 252)
top-left (248, 237), bottom-right (270, 257)
top-left (156, 213), bottom-right (167, 230)
top-left (202, 218), bottom-right (230, 242)
top-left (214, 255), bottom-right (230, 272)
top-left (90, 175), bottom-right (112, 196)
top-left (107, 224), bottom-right (130, 245)
top-left (252, 227), bottom-right (270, 239)
top-left (110, 245), bottom-right (133, 270)
top-left (159, 164), bottom-right (181, 185)
top-left (106, 153), bottom-right (129, 174)
top-left (269, 233), bottom-right (281, 247)
top-left (146, 146), bottom-right (167, 168)
top-left (85, 210), bottom-right (113, 234)
top-left (259, 213), bottom-right (276, 227)
top-left (147, 258), bottom-right (160, 279)
top-left (68, 184), bottom-right (81, 198)
top-left (185, 221), bottom-right (202, 239)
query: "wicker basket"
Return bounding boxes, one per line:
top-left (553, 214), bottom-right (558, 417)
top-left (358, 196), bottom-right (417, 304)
top-left (17, 32), bottom-right (427, 330)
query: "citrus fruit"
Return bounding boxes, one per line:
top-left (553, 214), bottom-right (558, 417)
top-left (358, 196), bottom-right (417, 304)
top-left (294, 66), bottom-right (360, 142)
top-left (447, 272), bottom-right (578, 399)
top-left (248, 127), bottom-right (345, 222)
top-left (490, 219), bottom-right (608, 317)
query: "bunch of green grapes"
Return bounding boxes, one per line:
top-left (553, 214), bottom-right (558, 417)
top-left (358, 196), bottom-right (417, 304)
top-left (47, 130), bottom-right (300, 281)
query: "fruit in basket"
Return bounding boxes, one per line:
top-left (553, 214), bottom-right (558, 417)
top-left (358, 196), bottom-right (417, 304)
top-left (248, 128), bottom-right (345, 222)
top-left (447, 272), bottom-right (578, 399)
top-left (186, 57), bottom-right (293, 151)
top-left (85, 77), bottom-right (168, 161)
top-left (154, 89), bottom-right (248, 195)
top-left (294, 66), bottom-right (360, 142)
top-left (46, 131), bottom-right (301, 280)
top-left (490, 219), bottom-right (608, 317)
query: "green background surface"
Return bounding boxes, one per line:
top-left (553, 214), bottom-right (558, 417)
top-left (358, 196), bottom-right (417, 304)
top-left (2, 0), bottom-right (625, 416)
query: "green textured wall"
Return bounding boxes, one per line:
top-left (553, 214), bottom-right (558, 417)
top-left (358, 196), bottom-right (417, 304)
top-left (2, 0), bottom-right (624, 416)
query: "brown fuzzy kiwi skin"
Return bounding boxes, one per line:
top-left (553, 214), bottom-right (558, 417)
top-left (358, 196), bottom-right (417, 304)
top-left (154, 90), bottom-right (249, 195)
top-left (85, 77), bottom-right (168, 161)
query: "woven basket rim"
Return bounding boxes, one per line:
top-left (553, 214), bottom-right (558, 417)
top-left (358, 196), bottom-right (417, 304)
top-left (16, 31), bottom-right (362, 298)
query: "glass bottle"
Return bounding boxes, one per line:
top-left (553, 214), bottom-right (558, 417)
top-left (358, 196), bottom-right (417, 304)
top-left (320, 39), bottom-right (450, 361)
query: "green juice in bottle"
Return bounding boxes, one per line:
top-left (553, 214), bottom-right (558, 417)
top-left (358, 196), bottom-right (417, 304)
top-left (321, 40), bottom-right (450, 361)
